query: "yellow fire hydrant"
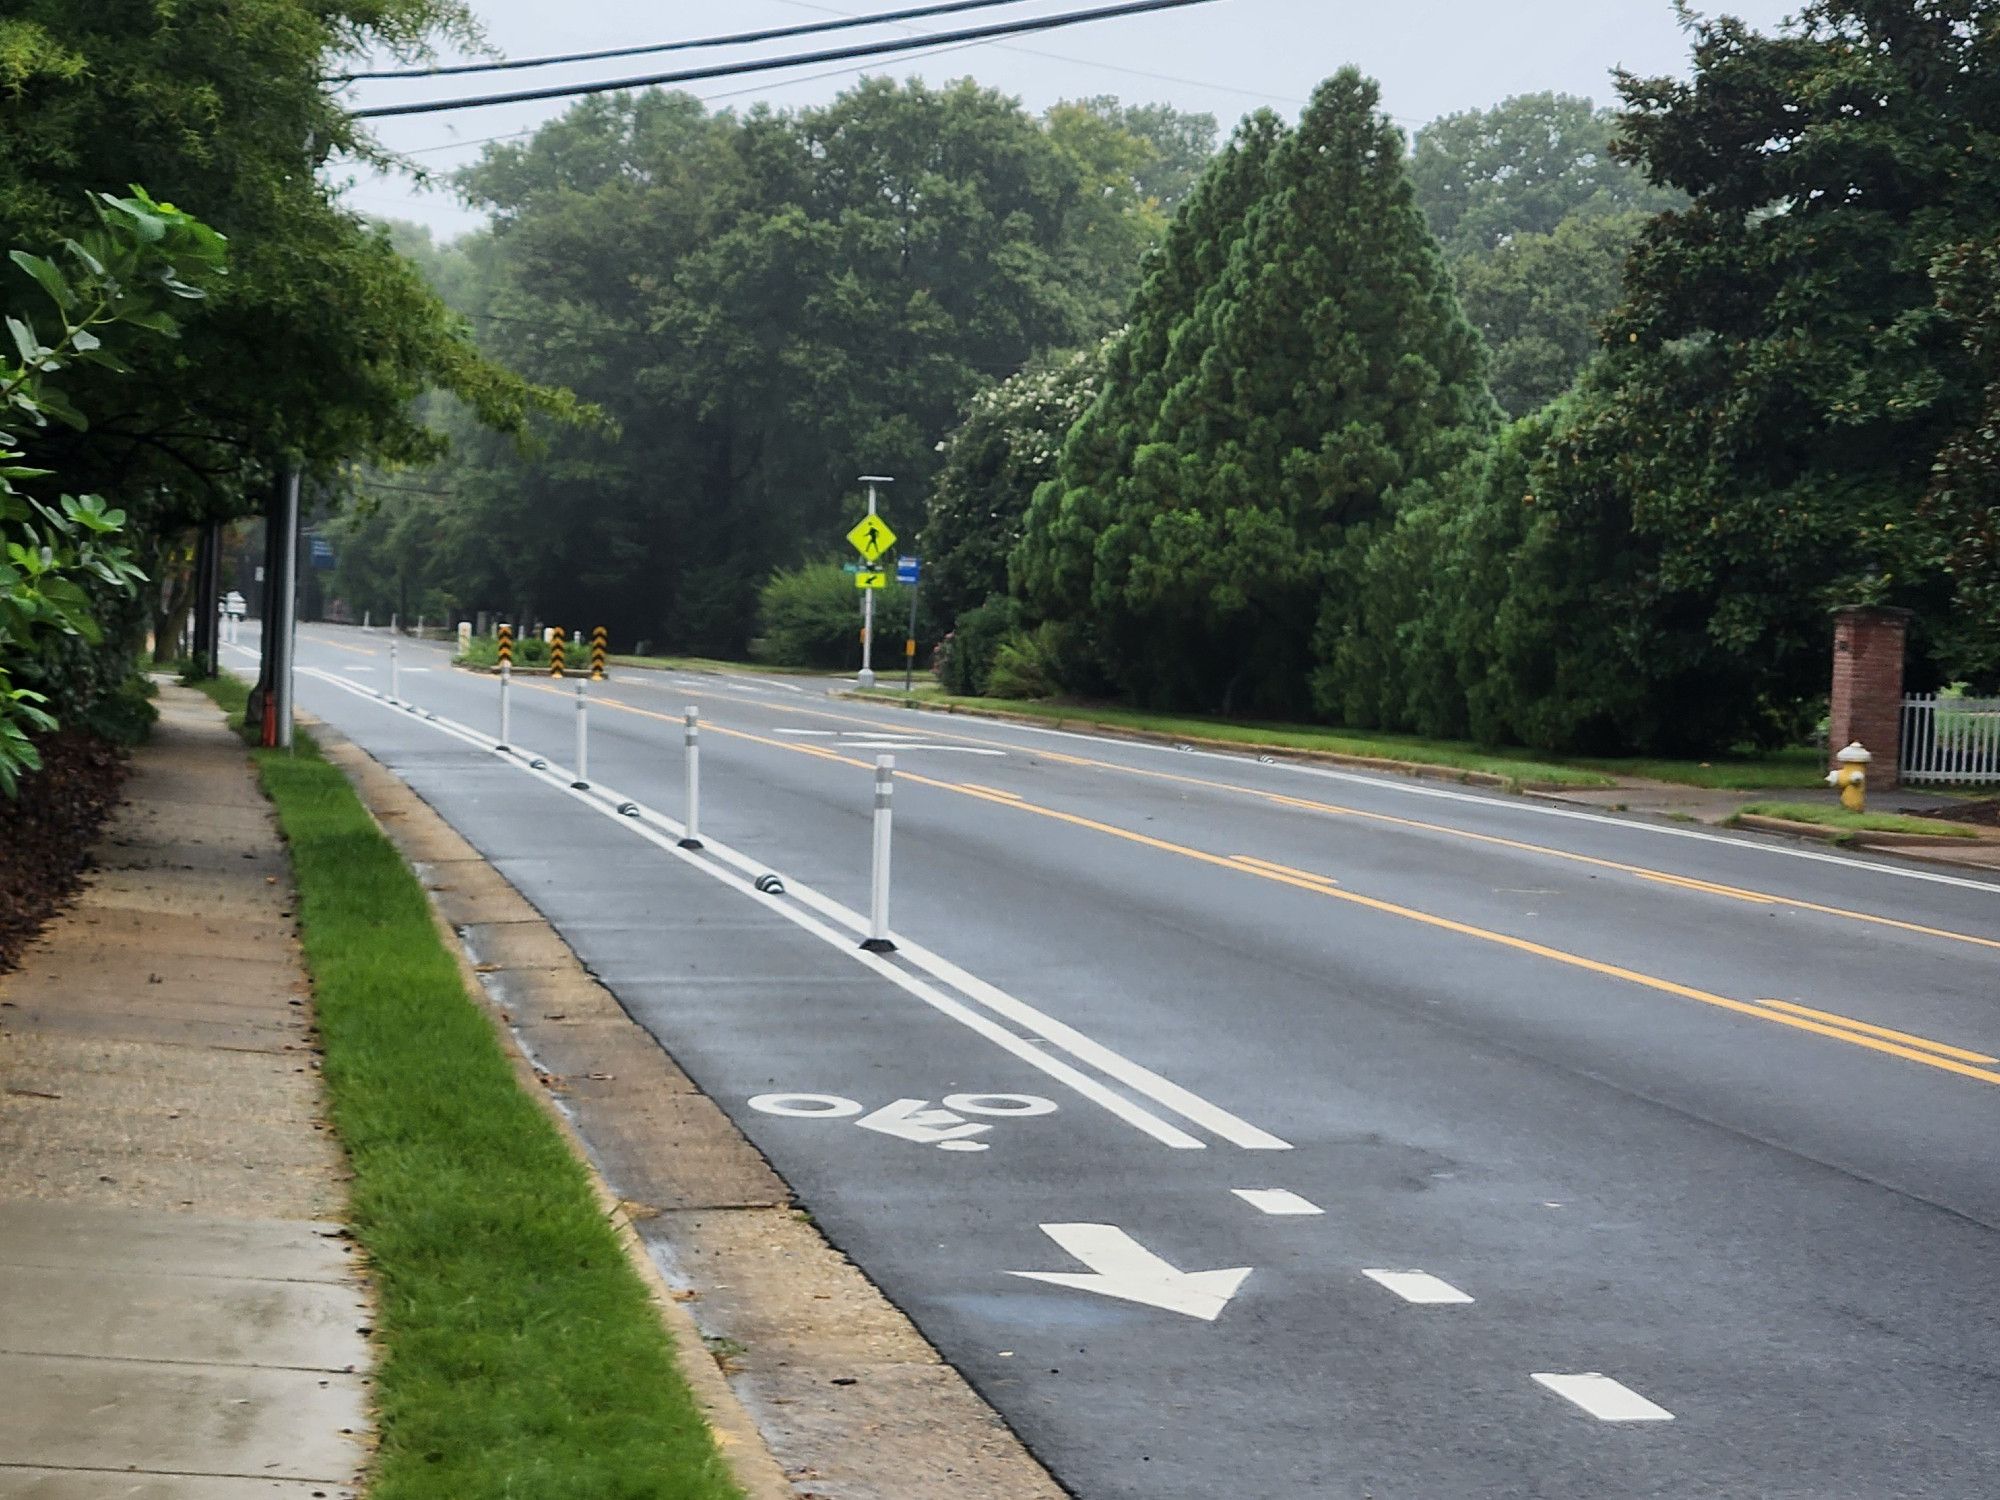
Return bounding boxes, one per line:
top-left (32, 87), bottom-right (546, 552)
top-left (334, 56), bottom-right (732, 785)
top-left (1826, 741), bottom-right (1871, 813)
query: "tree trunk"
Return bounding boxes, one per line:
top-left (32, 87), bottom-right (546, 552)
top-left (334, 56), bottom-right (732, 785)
top-left (149, 531), bottom-right (197, 663)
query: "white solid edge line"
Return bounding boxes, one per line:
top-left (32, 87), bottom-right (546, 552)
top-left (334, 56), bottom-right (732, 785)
top-left (1233, 1188), bottom-right (1323, 1215)
top-left (646, 808), bottom-right (1293, 1152)
top-left (1532, 1372), bottom-right (1675, 1422)
top-left (816, 694), bottom-right (2000, 896)
top-left (1361, 1269), bottom-right (1474, 1305)
top-left (296, 667), bottom-right (1212, 1151)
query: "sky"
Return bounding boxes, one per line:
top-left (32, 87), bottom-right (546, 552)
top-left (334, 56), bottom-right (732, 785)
top-left (335, 0), bottom-right (1801, 237)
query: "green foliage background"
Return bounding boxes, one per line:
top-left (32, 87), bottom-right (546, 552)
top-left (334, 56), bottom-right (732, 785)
top-left (328, 85), bottom-right (1217, 659)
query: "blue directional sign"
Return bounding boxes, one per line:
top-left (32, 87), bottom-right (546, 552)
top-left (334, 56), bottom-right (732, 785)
top-left (896, 555), bottom-right (921, 586)
top-left (309, 535), bottom-right (336, 571)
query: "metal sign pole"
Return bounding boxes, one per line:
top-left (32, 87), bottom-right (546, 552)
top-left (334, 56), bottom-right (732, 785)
top-left (903, 565), bottom-right (920, 694)
top-left (860, 479), bottom-right (878, 690)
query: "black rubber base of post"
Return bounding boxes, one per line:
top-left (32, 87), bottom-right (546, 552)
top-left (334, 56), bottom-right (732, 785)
top-left (678, 837), bottom-right (705, 850)
top-left (571, 780), bottom-right (590, 790)
top-left (860, 937), bottom-right (898, 954)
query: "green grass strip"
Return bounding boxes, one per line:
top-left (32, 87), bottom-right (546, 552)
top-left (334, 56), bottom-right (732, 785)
top-left (1736, 800), bottom-right (1980, 838)
top-left (1569, 749), bottom-right (1830, 790)
top-left (191, 676), bottom-right (742, 1500)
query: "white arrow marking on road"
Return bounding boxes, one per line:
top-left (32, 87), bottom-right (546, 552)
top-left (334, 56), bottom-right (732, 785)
top-left (1011, 1224), bottom-right (1250, 1321)
top-left (855, 1098), bottom-right (993, 1149)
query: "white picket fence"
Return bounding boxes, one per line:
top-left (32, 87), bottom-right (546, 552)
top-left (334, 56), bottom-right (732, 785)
top-left (1901, 694), bottom-right (2000, 784)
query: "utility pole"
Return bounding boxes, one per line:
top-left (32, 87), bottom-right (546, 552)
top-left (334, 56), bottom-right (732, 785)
top-left (857, 474), bottom-right (892, 690)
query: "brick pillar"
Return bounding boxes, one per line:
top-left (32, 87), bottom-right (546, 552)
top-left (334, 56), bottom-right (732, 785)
top-left (1829, 606), bottom-right (1911, 789)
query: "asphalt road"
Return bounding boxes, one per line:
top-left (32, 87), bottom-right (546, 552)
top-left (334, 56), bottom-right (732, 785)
top-left (242, 624), bottom-right (2000, 1498)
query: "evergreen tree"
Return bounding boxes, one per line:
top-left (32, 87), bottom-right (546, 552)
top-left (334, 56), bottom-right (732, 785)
top-left (1519, 0), bottom-right (2000, 748)
top-left (1014, 108), bottom-right (1286, 667)
top-left (1019, 71), bottom-right (1493, 716)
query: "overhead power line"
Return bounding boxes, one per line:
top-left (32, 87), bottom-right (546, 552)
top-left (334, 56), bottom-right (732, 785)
top-left (398, 34), bottom-right (993, 157)
top-left (350, 0), bottom-right (1224, 119)
top-left (337, 0), bottom-right (1039, 81)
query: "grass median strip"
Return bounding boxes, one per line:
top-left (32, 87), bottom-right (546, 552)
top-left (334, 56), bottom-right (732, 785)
top-left (193, 674), bottom-right (742, 1500)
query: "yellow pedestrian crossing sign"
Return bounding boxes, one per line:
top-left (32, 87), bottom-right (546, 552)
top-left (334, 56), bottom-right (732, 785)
top-left (847, 514), bottom-right (897, 563)
top-left (853, 570), bottom-right (888, 590)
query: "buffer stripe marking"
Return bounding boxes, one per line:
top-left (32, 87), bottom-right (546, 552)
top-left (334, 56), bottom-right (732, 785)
top-left (1533, 1373), bottom-right (1674, 1423)
top-left (1362, 1269), bottom-right (1474, 1305)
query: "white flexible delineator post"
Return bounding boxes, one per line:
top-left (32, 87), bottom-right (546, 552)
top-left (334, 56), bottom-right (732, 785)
top-left (497, 659), bottom-right (512, 749)
top-left (571, 678), bottom-right (589, 788)
top-left (863, 753), bottom-right (896, 952)
top-left (679, 706), bottom-right (703, 849)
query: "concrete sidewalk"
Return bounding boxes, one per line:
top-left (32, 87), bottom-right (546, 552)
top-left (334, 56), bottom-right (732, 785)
top-left (0, 686), bottom-right (371, 1498)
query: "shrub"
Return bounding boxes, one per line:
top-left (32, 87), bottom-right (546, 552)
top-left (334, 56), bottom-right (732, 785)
top-left (986, 624), bottom-right (1066, 699)
top-left (752, 561), bottom-right (908, 671)
top-left (937, 594), bottom-right (1022, 695)
top-left (79, 672), bottom-right (158, 746)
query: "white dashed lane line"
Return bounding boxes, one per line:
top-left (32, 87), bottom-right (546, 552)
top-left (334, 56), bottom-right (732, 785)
top-left (1233, 1188), bottom-right (1323, 1216)
top-left (1362, 1269), bottom-right (1475, 1305)
top-left (1532, 1373), bottom-right (1675, 1422)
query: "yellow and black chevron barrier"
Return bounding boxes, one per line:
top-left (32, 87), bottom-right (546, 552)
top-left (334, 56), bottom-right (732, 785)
top-left (550, 626), bottom-right (566, 678)
top-left (591, 625), bottom-right (608, 681)
top-left (497, 623), bottom-right (513, 668)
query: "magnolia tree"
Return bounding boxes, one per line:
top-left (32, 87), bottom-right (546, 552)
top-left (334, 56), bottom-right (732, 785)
top-left (1, 189), bottom-right (225, 792)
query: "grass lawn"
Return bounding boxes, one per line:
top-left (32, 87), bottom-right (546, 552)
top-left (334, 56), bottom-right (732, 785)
top-left (193, 673), bottom-right (742, 1500)
top-left (1734, 800), bottom-right (1981, 840)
